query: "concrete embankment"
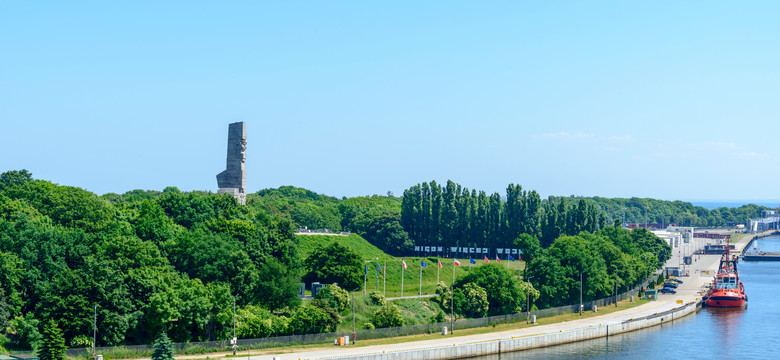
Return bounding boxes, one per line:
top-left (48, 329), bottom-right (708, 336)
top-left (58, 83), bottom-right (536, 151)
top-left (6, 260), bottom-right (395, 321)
top-left (333, 302), bottom-right (700, 360)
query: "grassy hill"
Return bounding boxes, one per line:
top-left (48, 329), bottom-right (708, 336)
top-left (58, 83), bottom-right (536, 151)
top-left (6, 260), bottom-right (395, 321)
top-left (296, 233), bottom-right (389, 259)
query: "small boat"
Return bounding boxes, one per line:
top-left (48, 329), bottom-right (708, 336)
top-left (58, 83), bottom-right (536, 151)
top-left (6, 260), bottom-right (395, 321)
top-left (704, 245), bottom-right (747, 308)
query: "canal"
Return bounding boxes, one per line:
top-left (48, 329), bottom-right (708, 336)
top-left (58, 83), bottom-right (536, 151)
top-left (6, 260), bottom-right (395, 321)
top-left (475, 235), bottom-right (780, 360)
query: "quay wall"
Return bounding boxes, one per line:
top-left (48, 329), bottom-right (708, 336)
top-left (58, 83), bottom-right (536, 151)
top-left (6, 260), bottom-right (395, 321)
top-left (334, 302), bottom-right (701, 360)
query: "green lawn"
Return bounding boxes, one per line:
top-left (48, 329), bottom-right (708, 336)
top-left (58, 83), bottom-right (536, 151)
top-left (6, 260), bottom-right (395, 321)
top-left (296, 233), bottom-right (389, 259)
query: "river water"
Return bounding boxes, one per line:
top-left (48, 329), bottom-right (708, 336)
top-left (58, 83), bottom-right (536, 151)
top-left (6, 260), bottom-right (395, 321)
top-left (474, 235), bottom-right (780, 360)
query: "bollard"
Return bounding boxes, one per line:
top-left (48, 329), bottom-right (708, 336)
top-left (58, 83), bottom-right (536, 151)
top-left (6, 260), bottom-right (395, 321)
top-left (442, 326), bottom-right (448, 335)
top-left (592, 304), bottom-right (598, 312)
top-left (531, 315), bottom-right (536, 324)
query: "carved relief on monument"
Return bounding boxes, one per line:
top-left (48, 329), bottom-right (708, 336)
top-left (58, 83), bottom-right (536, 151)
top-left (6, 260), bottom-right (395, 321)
top-left (217, 122), bottom-right (247, 205)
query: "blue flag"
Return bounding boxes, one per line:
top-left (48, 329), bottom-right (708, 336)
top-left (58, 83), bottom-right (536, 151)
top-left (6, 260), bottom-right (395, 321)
top-left (365, 264), bottom-right (368, 274)
top-left (469, 258), bottom-right (476, 264)
top-left (508, 254), bottom-right (515, 262)
top-left (421, 260), bottom-right (427, 268)
top-left (375, 263), bottom-right (382, 272)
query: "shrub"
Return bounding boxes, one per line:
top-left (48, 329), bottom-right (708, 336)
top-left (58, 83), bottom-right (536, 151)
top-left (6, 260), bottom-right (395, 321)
top-left (435, 282), bottom-right (451, 308)
top-left (369, 291), bottom-right (386, 306)
top-left (289, 305), bottom-right (338, 334)
top-left (70, 334), bottom-right (92, 348)
top-left (315, 284), bottom-right (350, 311)
top-left (362, 322), bottom-right (375, 330)
top-left (10, 314), bottom-right (41, 350)
top-left (430, 311), bottom-right (445, 323)
top-left (371, 304), bottom-right (404, 328)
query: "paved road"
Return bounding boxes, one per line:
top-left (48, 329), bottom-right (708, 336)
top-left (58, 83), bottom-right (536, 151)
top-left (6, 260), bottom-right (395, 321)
top-left (169, 231), bottom-right (765, 360)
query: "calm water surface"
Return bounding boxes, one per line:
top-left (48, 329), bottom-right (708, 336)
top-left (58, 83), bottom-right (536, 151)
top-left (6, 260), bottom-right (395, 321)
top-left (474, 236), bottom-right (780, 360)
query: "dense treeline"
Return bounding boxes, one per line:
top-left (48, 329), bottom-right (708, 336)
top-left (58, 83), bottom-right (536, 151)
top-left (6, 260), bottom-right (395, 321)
top-left (0, 171), bottom-right (352, 350)
top-left (523, 227), bottom-right (670, 308)
top-left (401, 180), bottom-right (606, 249)
top-left (581, 196), bottom-right (772, 227)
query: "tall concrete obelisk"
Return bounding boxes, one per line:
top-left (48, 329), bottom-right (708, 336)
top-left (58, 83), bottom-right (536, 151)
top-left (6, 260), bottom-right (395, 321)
top-left (217, 122), bottom-right (247, 205)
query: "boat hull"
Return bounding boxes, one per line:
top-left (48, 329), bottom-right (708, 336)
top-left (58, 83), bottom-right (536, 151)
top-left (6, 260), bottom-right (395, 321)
top-left (705, 291), bottom-right (747, 308)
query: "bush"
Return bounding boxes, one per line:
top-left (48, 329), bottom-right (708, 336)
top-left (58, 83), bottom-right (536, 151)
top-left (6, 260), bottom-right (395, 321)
top-left (362, 322), bottom-right (375, 330)
top-left (10, 314), bottom-right (41, 350)
top-left (289, 305), bottom-right (338, 334)
top-left (369, 291), bottom-right (386, 306)
top-left (430, 311), bottom-right (445, 323)
top-left (70, 334), bottom-right (92, 348)
top-left (435, 282), bottom-right (450, 308)
top-left (315, 284), bottom-right (350, 312)
top-left (237, 305), bottom-right (291, 338)
top-left (453, 283), bottom-right (489, 318)
top-left (371, 304), bottom-right (404, 328)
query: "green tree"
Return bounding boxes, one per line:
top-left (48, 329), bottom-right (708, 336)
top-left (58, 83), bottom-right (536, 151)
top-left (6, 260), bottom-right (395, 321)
top-left (371, 304), bottom-right (404, 328)
top-left (151, 332), bottom-right (174, 360)
top-left (453, 283), bottom-right (488, 318)
top-left (455, 263), bottom-right (524, 316)
top-left (38, 320), bottom-right (67, 360)
top-left (303, 242), bottom-right (362, 291)
top-left (313, 284), bottom-right (349, 312)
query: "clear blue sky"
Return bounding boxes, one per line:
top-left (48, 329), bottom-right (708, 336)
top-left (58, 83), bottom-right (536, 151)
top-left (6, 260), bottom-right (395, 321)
top-left (2, 2), bottom-right (779, 201)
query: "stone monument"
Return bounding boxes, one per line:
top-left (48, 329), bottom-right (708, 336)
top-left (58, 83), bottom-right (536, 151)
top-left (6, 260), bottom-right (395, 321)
top-left (216, 122), bottom-right (247, 205)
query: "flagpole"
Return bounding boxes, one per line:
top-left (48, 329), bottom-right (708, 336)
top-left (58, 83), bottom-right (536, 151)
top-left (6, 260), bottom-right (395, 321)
top-left (383, 260), bottom-right (386, 297)
top-left (437, 260), bottom-right (440, 285)
top-left (364, 263), bottom-right (367, 295)
top-left (401, 261), bottom-right (404, 298)
top-left (419, 265), bottom-right (422, 296)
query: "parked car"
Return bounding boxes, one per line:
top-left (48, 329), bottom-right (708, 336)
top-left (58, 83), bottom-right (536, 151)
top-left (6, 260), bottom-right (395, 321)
top-left (663, 282), bottom-right (678, 288)
top-left (667, 278), bottom-right (684, 284)
top-left (660, 287), bottom-right (677, 294)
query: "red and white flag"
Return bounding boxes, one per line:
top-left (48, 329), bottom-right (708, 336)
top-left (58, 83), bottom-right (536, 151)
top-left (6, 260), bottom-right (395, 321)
top-left (402, 260), bottom-right (407, 269)
top-left (454, 259), bottom-right (461, 266)
top-left (438, 259), bottom-right (443, 269)
top-left (484, 255), bottom-right (490, 263)
top-left (496, 255), bottom-right (501, 263)
top-left (519, 254), bottom-right (523, 262)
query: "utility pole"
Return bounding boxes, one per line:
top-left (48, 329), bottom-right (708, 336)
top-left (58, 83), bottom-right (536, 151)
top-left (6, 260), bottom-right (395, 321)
top-left (93, 304), bottom-right (97, 357)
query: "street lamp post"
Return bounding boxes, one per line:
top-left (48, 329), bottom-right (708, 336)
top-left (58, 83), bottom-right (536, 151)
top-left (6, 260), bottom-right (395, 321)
top-left (92, 304), bottom-right (97, 357)
top-left (579, 272), bottom-right (584, 315)
top-left (526, 282), bottom-right (530, 324)
top-left (232, 296), bottom-right (237, 355)
top-left (450, 285), bottom-right (454, 334)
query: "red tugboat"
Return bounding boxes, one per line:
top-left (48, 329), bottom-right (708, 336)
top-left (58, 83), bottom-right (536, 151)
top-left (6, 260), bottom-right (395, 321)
top-left (704, 245), bottom-right (747, 308)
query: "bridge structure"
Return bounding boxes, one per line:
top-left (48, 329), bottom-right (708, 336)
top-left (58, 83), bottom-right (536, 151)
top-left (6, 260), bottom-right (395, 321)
top-left (748, 216), bottom-right (780, 233)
